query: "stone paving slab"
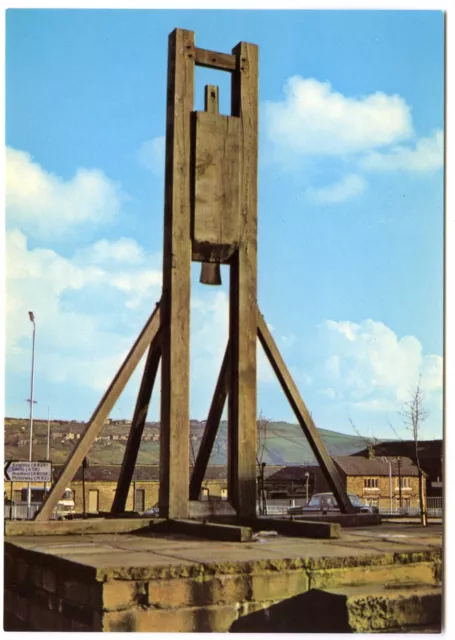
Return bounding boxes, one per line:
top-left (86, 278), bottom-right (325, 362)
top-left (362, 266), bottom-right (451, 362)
top-left (5, 522), bottom-right (442, 580)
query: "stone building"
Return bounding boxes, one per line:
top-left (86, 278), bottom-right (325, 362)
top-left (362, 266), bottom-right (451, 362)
top-left (265, 455), bottom-right (425, 512)
top-left (332, 456), bottom-right (424, 512)
top-left (4, 464), bottom-right (283, 515)
top-left (352, 440), bottom-right (443, 498)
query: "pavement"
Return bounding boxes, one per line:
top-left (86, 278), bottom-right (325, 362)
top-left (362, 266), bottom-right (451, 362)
top-left (5, 520), bottom-right (442, 580)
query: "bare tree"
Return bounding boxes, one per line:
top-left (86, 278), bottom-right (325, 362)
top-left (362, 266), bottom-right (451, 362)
top-left (399, 376), bottom-right (429, 526)
top-left (348, 415), bottom-right (380, 457)
top-left (385, 414), bottom-right (403, 442)
top-left (257, 412), bottom-right (271, 515)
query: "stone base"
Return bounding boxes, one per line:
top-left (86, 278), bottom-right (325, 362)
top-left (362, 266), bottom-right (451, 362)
top-left (4, 522), bottom-right (442, 632)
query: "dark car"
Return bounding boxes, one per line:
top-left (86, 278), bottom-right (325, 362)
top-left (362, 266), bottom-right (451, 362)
top-left (288, 492), bottom-right (379, 515)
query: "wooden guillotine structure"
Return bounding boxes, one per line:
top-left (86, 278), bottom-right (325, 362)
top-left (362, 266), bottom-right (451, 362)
top-left (36, 28), bottom-right (355, 524)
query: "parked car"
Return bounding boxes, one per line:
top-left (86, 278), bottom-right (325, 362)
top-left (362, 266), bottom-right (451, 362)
top-left (142, 506), bottom-right (160, 516)
top-left (288, 492), bottom-right (379, 515)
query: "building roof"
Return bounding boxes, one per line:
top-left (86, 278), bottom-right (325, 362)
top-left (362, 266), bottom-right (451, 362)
top-left (265, 456), bottom-right (420, 482)
top-left (351, 440), bottom-right (442, 461)
top-left (265, 466), bottom-right (320, 482)
top-left (333, 455), bottom-right (420, 477)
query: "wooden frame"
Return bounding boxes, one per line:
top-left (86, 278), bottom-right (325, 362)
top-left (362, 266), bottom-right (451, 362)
top-left (35, 28), bottom-right (355, 524)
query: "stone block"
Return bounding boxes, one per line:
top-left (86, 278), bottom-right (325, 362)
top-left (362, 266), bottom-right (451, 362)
top-left (60, 599), bottom-right (96, 627)
top-left (103, 580), bottom-right (147, 611)
top-left (16, 556), bottom-right (29, 583)
top-left (4, 589), bottom-right (29, 623)
top-left (309, 561), bottom-right (438, 590)
top-left (60, 578), bottom-right (102, 609)
top-left (251, 570), bottom-right (309, 602)
top-left (103, 604), bottom-right (240, 632)
top-left (42, 567), bottom-right (58, 593)
top-left (344, 586), bottom-right (442, 632)
top-left (146, 574), bottom-right (250, 608)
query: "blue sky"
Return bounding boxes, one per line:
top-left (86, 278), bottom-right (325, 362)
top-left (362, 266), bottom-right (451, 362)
top-left (5, 9), bottom-right (444, 440)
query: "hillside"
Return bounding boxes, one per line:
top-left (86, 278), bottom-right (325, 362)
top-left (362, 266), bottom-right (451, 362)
top-left (4, 417), bottom-right (372, 467)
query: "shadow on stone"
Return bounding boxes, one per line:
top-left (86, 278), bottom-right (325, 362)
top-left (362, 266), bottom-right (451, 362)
top-left (230, 590), bottom-right (352, 633)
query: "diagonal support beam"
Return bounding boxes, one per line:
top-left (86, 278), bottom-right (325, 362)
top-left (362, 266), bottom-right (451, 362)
top-left (35, 301), bottom-right (162, 521)
top-left (189, 343), bottom-right (230, 500)
top-left (111, 331), bottom-right (162, 514)
top-left (257, 306), bottom-right (355, 515)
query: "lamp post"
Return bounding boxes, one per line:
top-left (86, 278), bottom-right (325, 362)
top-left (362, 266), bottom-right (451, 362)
top-left (382, 457), bottom-right (393, 514)
top-left (304, 472), bottom-right (310, 504)
top-left (27, 311), bottom-right (36, 518)
top-left (47, 405), bottom-right (51, 461)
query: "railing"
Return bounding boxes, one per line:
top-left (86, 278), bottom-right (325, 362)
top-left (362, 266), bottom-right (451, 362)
top-left (262, 504), bottom-right (289, 516)
top-left (4, 502), bottom-right (42, 520)
top-left (378, 503), bottom-right (443, 518)
top-left (4, 502), bottom-right (74, 521)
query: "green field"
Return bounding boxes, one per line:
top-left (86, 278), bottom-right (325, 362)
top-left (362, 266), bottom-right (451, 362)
top-left (4, 418), bottom-right (370, 467)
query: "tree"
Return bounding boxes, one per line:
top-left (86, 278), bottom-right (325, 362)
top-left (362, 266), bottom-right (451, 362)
top-left (257, 412), bottom-right (270, 515)
top-left (347, 416), bottom-right (379, 458)
top-left (399, 376), bottom-right (429, 526)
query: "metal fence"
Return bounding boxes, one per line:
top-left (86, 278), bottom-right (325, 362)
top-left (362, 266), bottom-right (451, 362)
top-left (378, 497), bottom-right (443, 518)
top-left (4, 502), bottom-right (42, 520)
top-left (260, 496), bottom-right (443, 518)
top-left (4, 502), bottom-right (68, 521)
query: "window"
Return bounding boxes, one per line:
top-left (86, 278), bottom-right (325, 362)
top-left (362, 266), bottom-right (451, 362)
top-left (364, 478), bottom-right (379, 489)
top-left (307, 495), bottom-right (321, 508)
top-left (397, 477), bottom-right (412, 490)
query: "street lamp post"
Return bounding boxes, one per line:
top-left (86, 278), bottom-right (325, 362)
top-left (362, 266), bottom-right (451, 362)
top-left (47, 405), bottom-right (51, 461)
top-left (382, 457), bottom-right (393, 514)
top-left (27, 311), bottom-right (36, 518)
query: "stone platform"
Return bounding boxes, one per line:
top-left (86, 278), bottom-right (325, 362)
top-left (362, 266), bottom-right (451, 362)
top-left (4, 521), bottom-right (443, 632)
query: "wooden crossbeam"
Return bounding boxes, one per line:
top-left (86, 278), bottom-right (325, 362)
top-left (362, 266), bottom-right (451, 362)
top-left (189, 343), bottom-right (230, 500)
top-left (195, 47), bottom-right (236, 72)
top-left (153, 518), bottom-right (253, 542)
top-left (35, 302), bottom-right (162, 521)
top-left (256, 307), bottom-right (355, 515)
top-left (111, 332), bottom-right (162, 514)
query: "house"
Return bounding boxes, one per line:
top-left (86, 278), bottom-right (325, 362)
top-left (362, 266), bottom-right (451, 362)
top-left (351, 440), bottom-right (443, 497)
top-left (265, 455), bottom-right (425, 512)
top-left (332, 456), bottom-right (424, 512)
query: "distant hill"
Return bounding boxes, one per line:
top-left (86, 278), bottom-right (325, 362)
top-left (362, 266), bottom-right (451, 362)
top-left (4, 417), bottom-right (373, 467)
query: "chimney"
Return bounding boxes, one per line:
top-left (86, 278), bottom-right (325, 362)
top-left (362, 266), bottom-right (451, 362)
top-left (368, 445), bottom-right (376, 460)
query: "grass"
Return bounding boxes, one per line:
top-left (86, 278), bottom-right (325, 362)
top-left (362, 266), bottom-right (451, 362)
top-left (4, 418), bottom-right (368, 467)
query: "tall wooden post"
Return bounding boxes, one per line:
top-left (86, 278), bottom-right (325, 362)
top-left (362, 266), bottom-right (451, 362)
top-left (159, 28), bottom-right (195, 519)
top-left (228, 43), bottom-right (259, 516)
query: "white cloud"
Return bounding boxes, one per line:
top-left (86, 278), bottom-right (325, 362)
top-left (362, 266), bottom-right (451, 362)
top-left (75, 238), bottom-right (146, 265)
top-left (137, 137), bottom-right (165, 176)
top-left (264, 76), bottom-right (413, 157)
top-left (6, 147), bottom-right (125, 239)
top-left (6, 226), bottom-right (276, 419)
top-left (312, 319), bottom-right (442, 412)
top-left (307, 173), bottom-right (367, 204)
top-left (359, 130), bottom-right (444, 173)
top-left (6, 229), bottom-right (162, 391)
